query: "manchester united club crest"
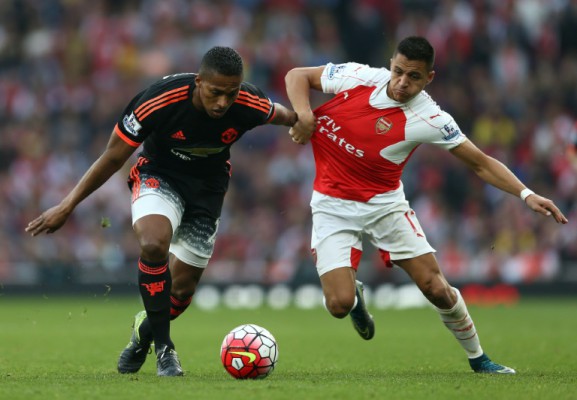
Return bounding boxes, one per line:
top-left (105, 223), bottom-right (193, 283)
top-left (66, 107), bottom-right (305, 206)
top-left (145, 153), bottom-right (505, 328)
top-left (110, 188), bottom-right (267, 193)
top-left (221, 128), bottom-right (238, 144)
top-left (144, 177), bottom-right (160, 189)
top-left (375, 117), bottom-right (393, 134)
top-left (141, 280), bottom-right (166, 296)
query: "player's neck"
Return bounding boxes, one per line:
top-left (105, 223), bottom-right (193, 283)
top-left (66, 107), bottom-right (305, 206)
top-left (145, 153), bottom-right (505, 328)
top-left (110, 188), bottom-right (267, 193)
top-left (191, 87), bottom-right (203, 111)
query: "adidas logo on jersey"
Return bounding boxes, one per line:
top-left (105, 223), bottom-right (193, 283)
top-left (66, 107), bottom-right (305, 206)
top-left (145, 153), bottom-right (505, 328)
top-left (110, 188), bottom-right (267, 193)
top-left (170, 130), bottom-right (186, 140)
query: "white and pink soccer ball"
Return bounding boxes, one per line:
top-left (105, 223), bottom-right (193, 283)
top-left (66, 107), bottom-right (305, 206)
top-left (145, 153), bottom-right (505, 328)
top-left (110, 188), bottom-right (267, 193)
top-left (220, 324), bottom-right (279, 379)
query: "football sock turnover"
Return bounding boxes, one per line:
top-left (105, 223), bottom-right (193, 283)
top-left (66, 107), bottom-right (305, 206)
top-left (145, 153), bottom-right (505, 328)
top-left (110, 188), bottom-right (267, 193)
top-left (435, 287), bottom-right (483, 359)
top-left (137, 258), bottom-right (174, 350)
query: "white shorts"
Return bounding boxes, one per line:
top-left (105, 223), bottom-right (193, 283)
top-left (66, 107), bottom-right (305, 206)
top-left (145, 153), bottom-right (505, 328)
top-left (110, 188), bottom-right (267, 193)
top-left (132, 193), bottom-right (218, 268)
top-left (310, 190), bottom-right (435, 276)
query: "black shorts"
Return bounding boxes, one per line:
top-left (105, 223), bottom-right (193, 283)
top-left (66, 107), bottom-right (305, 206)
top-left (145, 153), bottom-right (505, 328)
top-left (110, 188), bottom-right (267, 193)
top-left (127, 156), bottom-right (230, 220)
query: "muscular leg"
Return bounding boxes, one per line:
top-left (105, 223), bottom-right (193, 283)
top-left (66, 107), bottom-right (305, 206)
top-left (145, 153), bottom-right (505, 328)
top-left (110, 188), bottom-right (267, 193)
top-left (320, 265), bottom-right (375, 339)
top-left (319, 267), bottom-right (357, 318)
top-left (136, 254), bottom-right (205, 340)
top-left (395, 252), bottom-right (456, 309)
top-left (168, 254), bottom-right (204, 318)
top-left (134, 214), bottom-right (174, 349)
top-left (396, 253), bottom-right (483, 358)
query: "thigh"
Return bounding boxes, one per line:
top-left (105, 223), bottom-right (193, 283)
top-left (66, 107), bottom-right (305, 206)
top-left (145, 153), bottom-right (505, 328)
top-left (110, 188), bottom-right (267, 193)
top-left (133, 214), bottom-right (174, 251)
top-left (131, 180), bottom-right (185, 234)
top-left (395, 252), bottom-right (444, 284)
top-left (132, 193), bottom-right (182, 254)
top-left (312, 209), bottom-right (364, 276)
top-left (313, 230), bottom-right (363, 277)
top-left (169, 214), bottom-right (219, 268)
top-left (319, 266), bottom-right (356, 302)
top-left (366, 207), bottom-right (435, 262)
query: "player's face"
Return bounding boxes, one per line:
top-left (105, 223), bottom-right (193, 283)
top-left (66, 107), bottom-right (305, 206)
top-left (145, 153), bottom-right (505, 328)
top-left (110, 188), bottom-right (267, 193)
top-left (194, 73), bottom-right (242, 118)
top-left (387, 54), bottom-right (434, 103)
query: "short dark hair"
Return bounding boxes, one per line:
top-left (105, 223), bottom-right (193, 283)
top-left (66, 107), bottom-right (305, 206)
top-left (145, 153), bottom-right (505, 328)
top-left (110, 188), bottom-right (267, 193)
top-left (199, 46), bottom-right (243, 77)
top-left (394, 36), bottom-right (435, 71)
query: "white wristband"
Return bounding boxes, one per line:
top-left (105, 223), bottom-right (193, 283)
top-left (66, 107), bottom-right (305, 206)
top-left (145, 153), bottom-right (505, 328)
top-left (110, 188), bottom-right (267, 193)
top-left (520, 188), bottom-right (535, 202)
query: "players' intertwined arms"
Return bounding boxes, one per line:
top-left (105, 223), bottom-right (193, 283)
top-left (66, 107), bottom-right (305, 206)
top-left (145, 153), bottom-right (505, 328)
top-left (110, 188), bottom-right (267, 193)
top-left (25, 132), bottom-right (136, 236)
top-left (268, 102), bottom-right (298, 128)
top-left (284, 66), bottom-right (325, 145)
top-left (450, 139), bottom-right (568, 224)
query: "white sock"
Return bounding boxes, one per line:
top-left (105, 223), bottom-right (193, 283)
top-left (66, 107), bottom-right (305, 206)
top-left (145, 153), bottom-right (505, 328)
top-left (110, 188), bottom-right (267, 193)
top-left (435, 287), bottom-right (483, 359)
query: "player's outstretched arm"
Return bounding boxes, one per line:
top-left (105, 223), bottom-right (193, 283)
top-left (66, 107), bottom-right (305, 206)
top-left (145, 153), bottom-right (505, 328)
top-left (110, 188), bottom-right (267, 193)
top-left (523, 192), bottom-right (568, 223)
top-left (268, 102), bottom-right (298, 128)
top-left (25, 132), bottom-right (136, 236)
top-left (285, 66), bottom-right (325, 144)
top-left (450, 139), bottom-right (568, 224)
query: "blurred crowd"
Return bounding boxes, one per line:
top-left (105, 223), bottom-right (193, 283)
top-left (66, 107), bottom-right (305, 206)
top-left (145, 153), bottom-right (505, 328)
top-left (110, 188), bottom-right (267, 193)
top-left (1, 0), bottom-right (576, 288)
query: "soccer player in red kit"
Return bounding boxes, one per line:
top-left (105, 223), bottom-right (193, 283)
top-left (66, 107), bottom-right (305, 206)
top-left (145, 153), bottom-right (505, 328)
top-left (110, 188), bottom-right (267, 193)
top-left (285, 36), bottom-right (568, 374)
top-left (26, 47), bottom-right (298, 376)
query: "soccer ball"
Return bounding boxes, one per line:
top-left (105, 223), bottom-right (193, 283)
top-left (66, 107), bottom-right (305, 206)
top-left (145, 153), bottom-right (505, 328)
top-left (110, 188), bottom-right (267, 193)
top-left (220, 323), bottom-right (279, 379)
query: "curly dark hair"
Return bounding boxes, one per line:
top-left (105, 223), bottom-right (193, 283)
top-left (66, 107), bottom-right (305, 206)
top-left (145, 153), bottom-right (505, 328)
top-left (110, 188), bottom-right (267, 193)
top-left (394, 36), bottom-right (435, 71)
top-left (199, 46), bottom-right (243, 77)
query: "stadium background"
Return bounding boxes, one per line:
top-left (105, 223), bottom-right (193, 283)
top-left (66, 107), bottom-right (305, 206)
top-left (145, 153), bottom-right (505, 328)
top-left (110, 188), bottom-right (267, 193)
top-left (0, 0), bottom-right (576, 302)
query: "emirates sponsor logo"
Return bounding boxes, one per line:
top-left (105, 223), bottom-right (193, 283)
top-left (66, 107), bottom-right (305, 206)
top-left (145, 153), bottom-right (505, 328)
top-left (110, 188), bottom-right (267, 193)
top-left (317, 115), bottom-right (364, 158)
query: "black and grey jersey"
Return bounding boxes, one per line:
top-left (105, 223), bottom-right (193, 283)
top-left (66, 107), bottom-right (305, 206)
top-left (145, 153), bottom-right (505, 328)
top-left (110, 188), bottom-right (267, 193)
top-left (114, 73), bottom-right (276, 176)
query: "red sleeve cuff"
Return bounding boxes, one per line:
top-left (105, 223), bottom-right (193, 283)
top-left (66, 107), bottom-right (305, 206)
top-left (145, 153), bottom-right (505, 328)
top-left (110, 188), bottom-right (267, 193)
top-left (114, 124), bottom-right (140, 148)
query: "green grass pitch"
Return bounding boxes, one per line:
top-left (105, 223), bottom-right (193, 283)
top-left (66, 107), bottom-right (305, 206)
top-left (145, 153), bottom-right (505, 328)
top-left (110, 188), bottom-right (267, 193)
top-left (0, 294), bottom-right (576, 400)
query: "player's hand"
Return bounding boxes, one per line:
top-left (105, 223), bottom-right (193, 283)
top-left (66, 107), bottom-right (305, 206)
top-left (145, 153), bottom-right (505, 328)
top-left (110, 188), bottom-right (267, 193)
top-left (25, 205), bottom-right (72, 236)
top-left (525, 194), bottom-right (568, 224)
top-left (289, 111), bottom-right (316, 145)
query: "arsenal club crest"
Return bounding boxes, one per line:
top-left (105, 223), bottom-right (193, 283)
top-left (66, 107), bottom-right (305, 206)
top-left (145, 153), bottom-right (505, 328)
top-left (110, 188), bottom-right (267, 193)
top-left (375, 117), bottom-right (393, 134)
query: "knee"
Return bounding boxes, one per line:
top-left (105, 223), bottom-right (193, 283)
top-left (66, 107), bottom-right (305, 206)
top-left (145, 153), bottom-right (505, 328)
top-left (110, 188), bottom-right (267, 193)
top-left (421, 280), bottom-right (456, 309)
top-left (325, 293), bottom-right (355, 319)
top-left (171, 281), bottom-right (196, 299)
top-left (139, 238), bottom-right (170, 262)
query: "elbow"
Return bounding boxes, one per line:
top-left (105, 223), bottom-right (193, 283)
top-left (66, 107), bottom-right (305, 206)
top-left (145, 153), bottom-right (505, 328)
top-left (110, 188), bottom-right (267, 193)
top-left (468, 163), bottom-right (483, 174)
top-left (285, 68), bottom-right (297, 85)
top-left (285, 67), bottom-right (307, 85)
top-left (469, 164), bottom-right (487, 178)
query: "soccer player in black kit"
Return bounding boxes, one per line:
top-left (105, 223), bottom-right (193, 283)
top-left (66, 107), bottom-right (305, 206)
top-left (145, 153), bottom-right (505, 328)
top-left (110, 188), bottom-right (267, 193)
top-left (25, 47), bottom-right (302, 376)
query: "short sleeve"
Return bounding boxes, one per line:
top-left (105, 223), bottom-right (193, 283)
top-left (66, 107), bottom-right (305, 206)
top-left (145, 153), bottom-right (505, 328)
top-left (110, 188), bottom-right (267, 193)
top-left (428, 114), bottom-right (467, 150)
top-left (320, 62), bottom-right (391, 95)
top-left (114, 90), bottom-right (153, 148)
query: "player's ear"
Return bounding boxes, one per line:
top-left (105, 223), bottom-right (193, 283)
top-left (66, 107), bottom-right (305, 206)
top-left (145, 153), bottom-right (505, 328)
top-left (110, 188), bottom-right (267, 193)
top-left (426, 70), bottom-right (435, 85)
top-left (195, 75), bottom-right (202, 87)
